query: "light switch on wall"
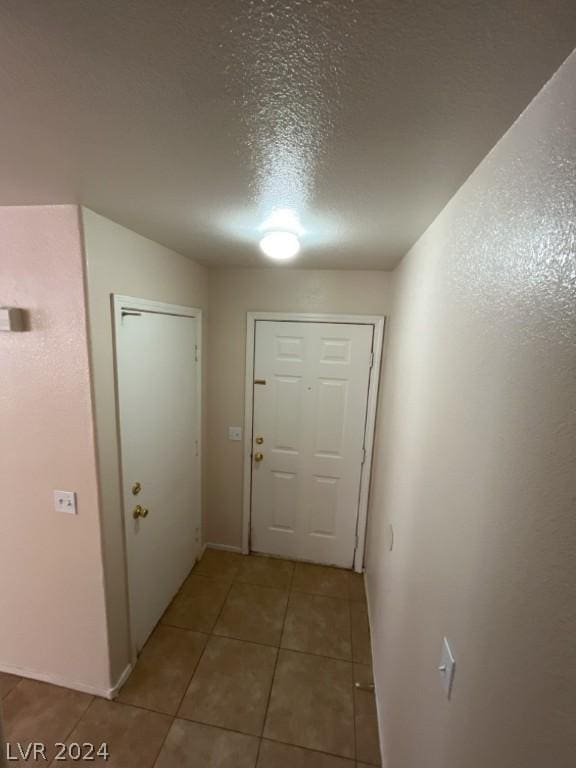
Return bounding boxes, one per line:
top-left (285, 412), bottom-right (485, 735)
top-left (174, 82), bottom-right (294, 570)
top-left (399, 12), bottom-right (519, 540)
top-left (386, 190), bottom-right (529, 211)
top-left (54, 490), bottom-right (77, 515)
top-left (228, 426), bottom-right (242, 441)
top-left (439, 637), bottom-right (456, 698)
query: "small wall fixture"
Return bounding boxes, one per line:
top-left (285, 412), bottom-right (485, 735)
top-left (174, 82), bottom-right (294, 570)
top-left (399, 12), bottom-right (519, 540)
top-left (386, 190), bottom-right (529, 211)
top-left (259, 231), bottom-right (300, 261)
top-left (0, 307), bottom-right (26, 332)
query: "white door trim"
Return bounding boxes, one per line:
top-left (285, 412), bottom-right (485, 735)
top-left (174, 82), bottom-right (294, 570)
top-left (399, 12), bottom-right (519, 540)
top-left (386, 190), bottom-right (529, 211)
top-left (112, 294), bottom-right (203, 657)
top-left (242, 311), bottom-right (385, 572)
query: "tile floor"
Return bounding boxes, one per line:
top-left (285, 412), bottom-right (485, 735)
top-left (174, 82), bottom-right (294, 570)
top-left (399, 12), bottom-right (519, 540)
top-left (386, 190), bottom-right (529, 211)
top-left (1, 550), bottom-right (380, 767)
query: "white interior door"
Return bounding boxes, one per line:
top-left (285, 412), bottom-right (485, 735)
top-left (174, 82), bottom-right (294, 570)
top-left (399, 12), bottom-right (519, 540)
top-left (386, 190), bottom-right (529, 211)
top-left (250, 320), bottom-right (374, 568)
top-left (115, 301), bottom-right (201, 652)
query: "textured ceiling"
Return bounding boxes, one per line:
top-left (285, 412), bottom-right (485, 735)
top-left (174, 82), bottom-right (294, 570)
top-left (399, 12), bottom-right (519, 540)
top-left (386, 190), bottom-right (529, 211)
top-left (0, 1), bottom-right (575, 269)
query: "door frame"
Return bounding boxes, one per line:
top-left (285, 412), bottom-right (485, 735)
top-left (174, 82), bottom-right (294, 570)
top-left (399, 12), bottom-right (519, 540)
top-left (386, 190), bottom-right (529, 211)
top-left (242, 312), bottom-right (385, 572)
top-left (112, 294), bottom-right (203, 657)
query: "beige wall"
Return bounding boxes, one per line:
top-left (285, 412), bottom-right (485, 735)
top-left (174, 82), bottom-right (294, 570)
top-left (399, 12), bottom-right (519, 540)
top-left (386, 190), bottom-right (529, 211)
top-left (82, 208), bottom-right (207, 683)
top-left (206, 268), bottom-right (395, 548)
top-left (366, 51), bottom-right (576, 768)
top-left (0, 205), bottom-right (110, 693)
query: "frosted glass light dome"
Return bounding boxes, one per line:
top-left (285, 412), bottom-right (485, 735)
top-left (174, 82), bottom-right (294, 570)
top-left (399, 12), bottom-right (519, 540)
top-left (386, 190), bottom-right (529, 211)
top-left (259, 230), bottom-right (300, 260)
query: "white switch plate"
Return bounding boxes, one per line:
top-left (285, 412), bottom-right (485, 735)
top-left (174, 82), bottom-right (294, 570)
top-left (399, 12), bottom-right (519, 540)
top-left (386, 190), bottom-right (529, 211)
top-left (54, 490), bottom-right (77, 515)
top-left (228, 426), bottom-right (242, 441)
top-left (439, 637), bottom-right (456, 698)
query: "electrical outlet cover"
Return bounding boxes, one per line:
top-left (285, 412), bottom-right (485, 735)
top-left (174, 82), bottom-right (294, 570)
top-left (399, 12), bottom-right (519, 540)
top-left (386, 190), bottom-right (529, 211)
top-left (54, 490), bottom-right (77, 515)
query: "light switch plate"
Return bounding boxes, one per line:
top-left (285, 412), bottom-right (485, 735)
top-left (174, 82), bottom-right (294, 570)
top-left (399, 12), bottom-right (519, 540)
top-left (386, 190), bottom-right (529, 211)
top-left (439, 637), bottom-right (456, 698)
top-left (54, 490), bottom-right (77, 515)
top-left (228, 426), bottom-right (242, 441)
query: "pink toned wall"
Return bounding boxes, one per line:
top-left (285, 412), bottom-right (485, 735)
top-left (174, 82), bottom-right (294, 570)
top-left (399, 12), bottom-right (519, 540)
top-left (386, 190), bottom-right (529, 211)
top-left (0, 205), bottom-right (110, 694)
top-left (366, 51), bottom-right (576, 768)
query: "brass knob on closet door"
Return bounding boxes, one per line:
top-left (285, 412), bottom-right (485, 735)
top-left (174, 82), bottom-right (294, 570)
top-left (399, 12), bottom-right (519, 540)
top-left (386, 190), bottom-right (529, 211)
top-left (133, 505), bottom-right (149, 519)
top-left (254, 452), bottom-right (264, 463)
top-left (255, 436), bottom-right (264, 445)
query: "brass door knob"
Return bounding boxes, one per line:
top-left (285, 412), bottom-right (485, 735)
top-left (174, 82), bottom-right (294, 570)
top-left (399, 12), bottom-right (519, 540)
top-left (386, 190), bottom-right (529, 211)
top-left (132, 481), bottom-right (142, 495)
top-left (133, 505), bottom-right (149, 519)
top-left (255, 436), bottom-right (264, 445)
top-left (254, 452), bottom-right (264, 462)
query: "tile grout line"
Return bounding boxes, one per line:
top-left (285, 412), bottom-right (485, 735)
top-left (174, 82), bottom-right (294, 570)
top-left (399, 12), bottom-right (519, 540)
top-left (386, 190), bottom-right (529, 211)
top-left (260, 733), bottom-right (360, 763)
top-left (44, 692), bottom-right (96, 767)
top-left (0, 676), bottom-right (24, 703)
top-left (171, 566), bottom-right (238, 716)
top-left (126, 561), bottom-right (209, 768)
top-left (140, 709), bottom-right (360, 764)
top-left (253, 560), bottom-right (296, 766)
top-left (81, 697), bottom-right (361, 764)
top-left (168, 630), bottom-right (210, 717)
top-left (158, 623), bottom-right (356, 664)
top-left (149, 555), bottom-right (240, 767)
top-left (290, 588), bottom-right (350, 601)
top-left (0, 677), bottom-right (23, 702)
top-left (148, 714), bottom-right (175, 768)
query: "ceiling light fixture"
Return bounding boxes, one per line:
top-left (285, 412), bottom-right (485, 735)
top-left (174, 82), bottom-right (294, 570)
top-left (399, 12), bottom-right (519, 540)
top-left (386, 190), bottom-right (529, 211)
top-left (259, 230), bottom-right (300, 260)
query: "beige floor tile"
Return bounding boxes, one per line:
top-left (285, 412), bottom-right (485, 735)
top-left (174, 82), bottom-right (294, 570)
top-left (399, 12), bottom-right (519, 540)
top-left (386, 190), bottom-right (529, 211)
top-left (118, 625), bottom-right (207, 714)
top-left (354, 663), bottom-right (374, 688)
top-left (350, 602), bottom-right (372, 665)
top-left (292, 563), bottom-right (350, 599)
top-left (214, 583), bottom-right (288, 646)
top-left (258, 739), bottom-right (355, 767)
top-left (353, 665), bottom-right (380, 765)
top-left (155, 719), bottom-right (259, 768)
top-left (193, 548), bottom-right (243, 582)
top-left (2, 680), bottom-right (92, 762)
top-left (348, 572), bottom-right (367, 604)
top-left (281, 592), bottom-right (351, 659)
top-left (162, 574), bottom-right (230, 632)
top-left (179, 636), bottom-right (277, 736)
top-left (53, 699), bottom-right (171, 767)
top-left (0, 672), bottom-right (21, 699)
top-left (264, 650), bottom-right (354, 758)
top-left (236, 556), bottom-right (294, 590)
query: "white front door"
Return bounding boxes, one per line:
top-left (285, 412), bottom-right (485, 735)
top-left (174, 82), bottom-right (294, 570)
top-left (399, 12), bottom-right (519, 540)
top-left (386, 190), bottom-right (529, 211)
top-left (115, 300), bottom-right (201, 652)
top-left (250, 320), bottom-right (374, 568)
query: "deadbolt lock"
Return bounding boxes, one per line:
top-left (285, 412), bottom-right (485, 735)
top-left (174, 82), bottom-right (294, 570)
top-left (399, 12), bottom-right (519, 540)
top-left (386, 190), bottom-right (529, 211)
top-left (132, 482), bottom-right (142, 495)
top-left (133, 505), bottom-right (149, 519)
top-left (254, 452), bottom-right (264, 462)
top-left (255, 436), bottom-right (264, 445)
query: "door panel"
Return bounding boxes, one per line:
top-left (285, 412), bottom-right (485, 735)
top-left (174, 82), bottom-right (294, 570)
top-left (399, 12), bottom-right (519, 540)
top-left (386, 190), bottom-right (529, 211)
top-left (315, 378), bottom-right (348, 455)
top-left (271, 471), bottom-right (298, 531)
top-left (116, 307), bottom-right (200, 652)
top-left (274, 376), bottom-right (302, 450)
top-left (251, 320), bottom-right (373, 568)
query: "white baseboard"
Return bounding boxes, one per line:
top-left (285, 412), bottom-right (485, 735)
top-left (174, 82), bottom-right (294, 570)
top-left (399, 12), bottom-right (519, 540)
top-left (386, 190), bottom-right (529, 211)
top-left (108, 662), bottom-right (133, 699)
top-left (203, 542), bottom-right (243, 553)
top-left (365, 578), bottom-right (387, 768)
top-left (0, 660), bottom-right (132, 700)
